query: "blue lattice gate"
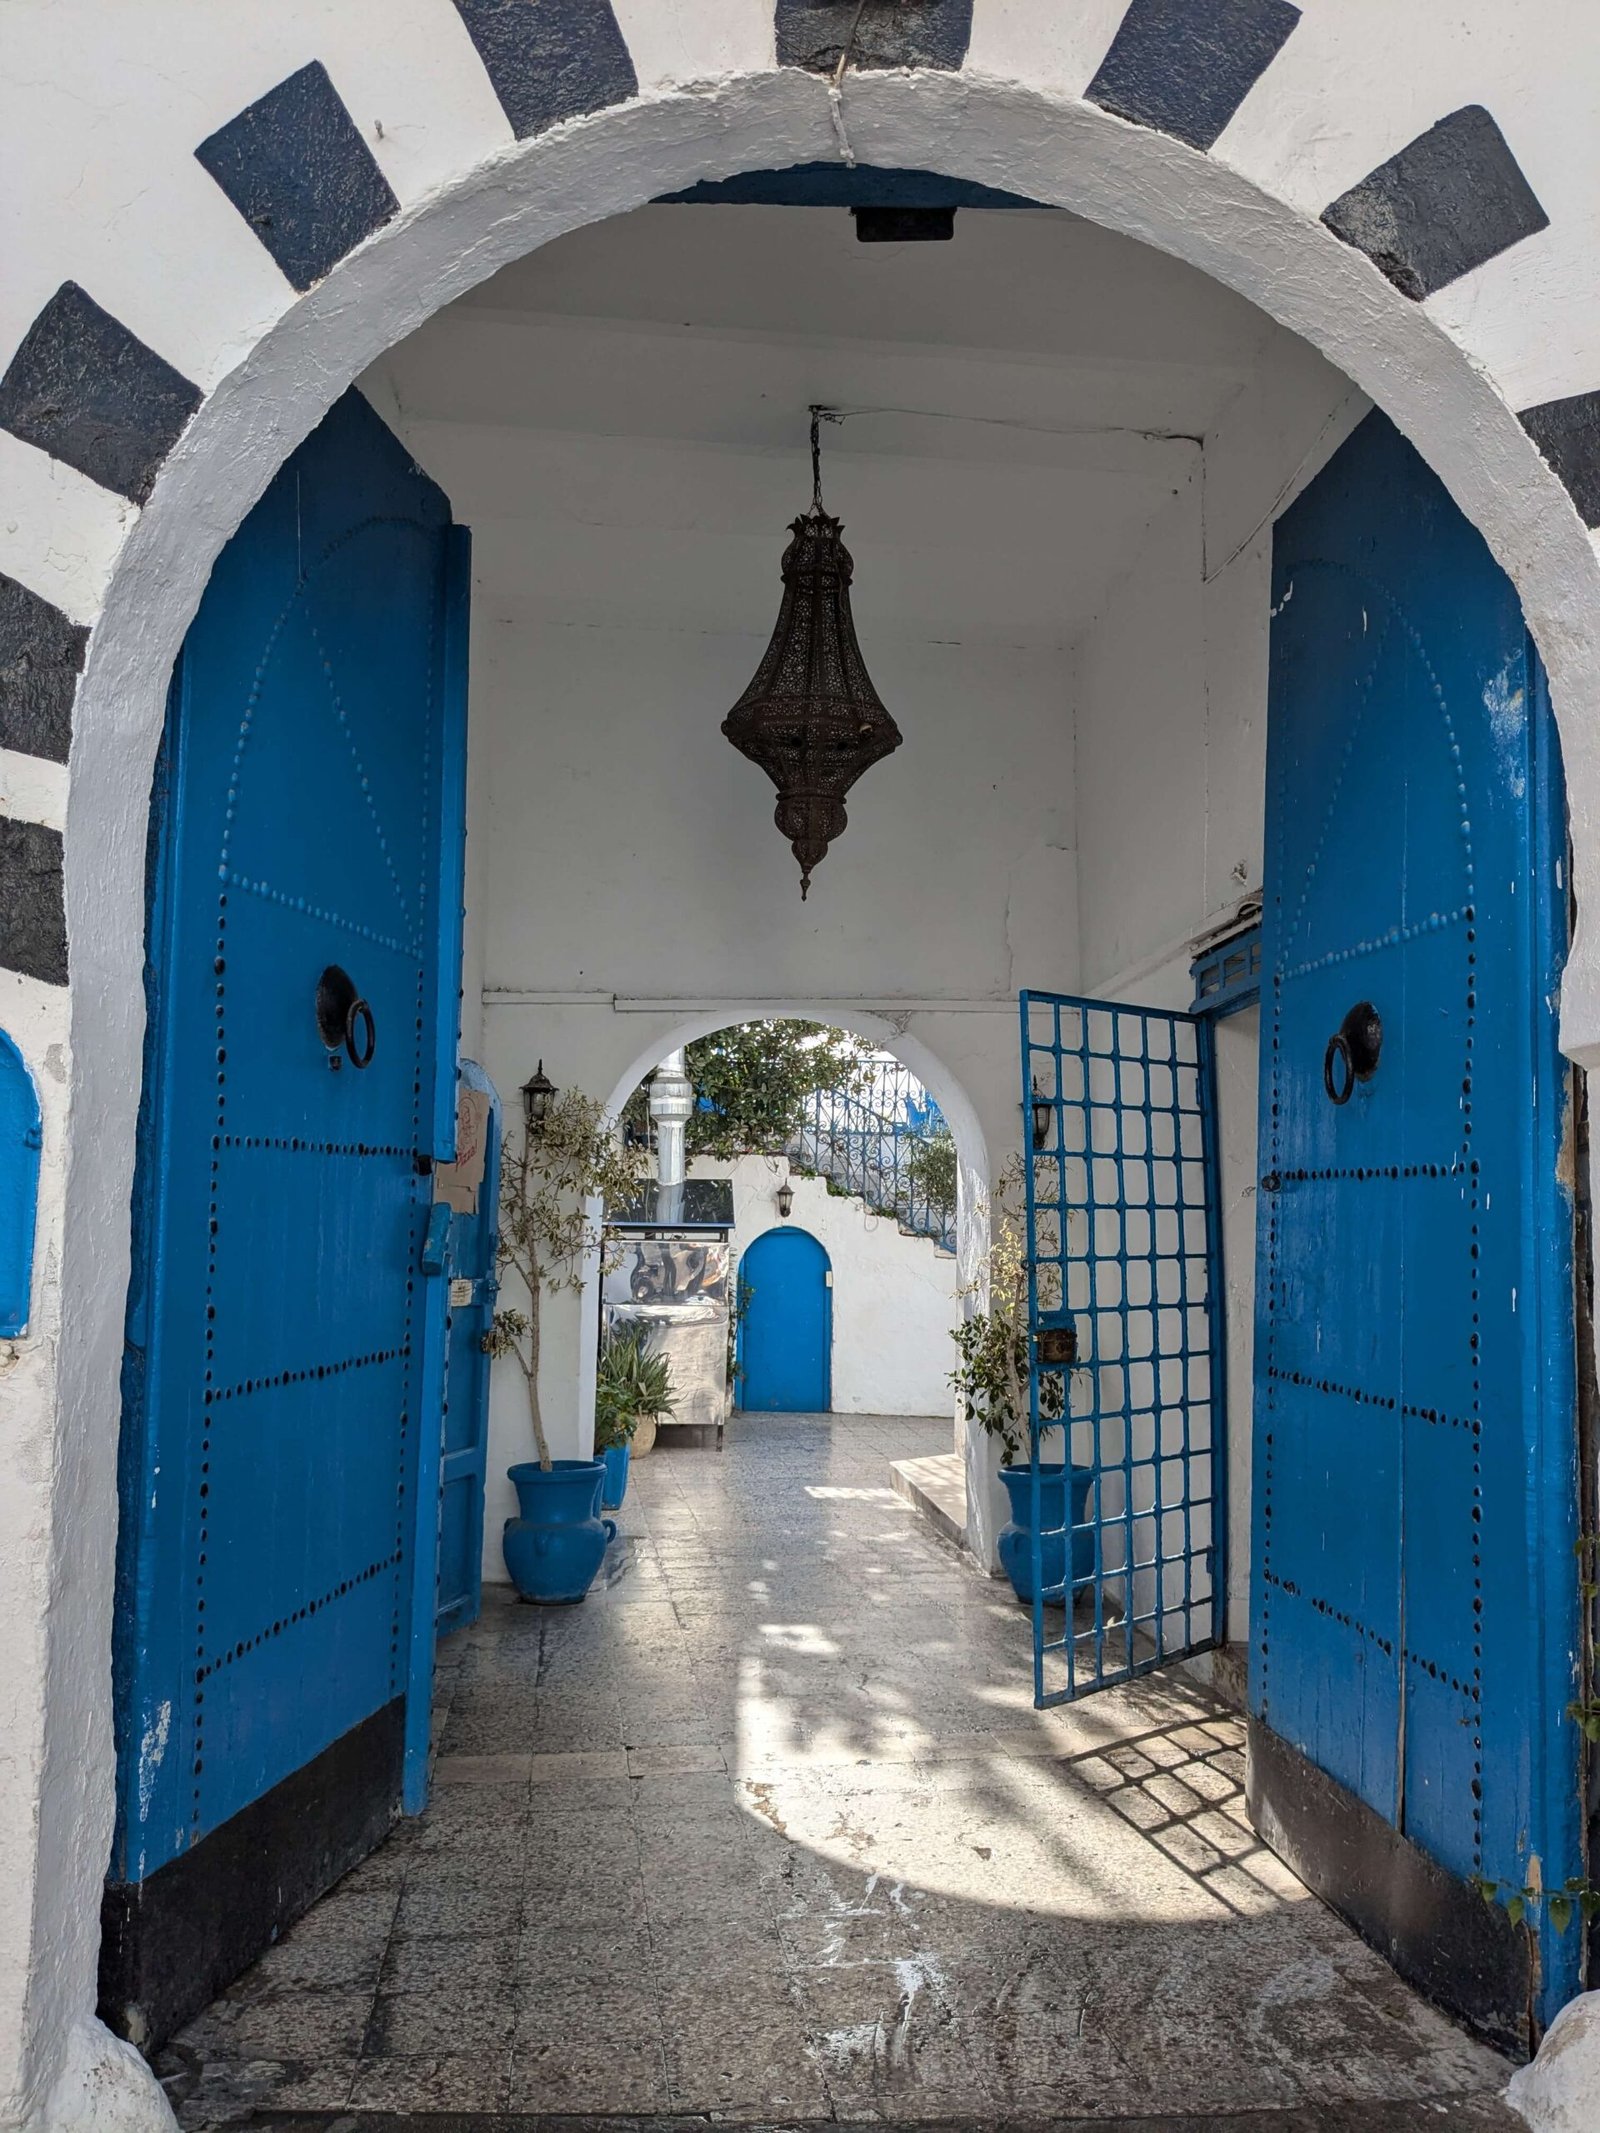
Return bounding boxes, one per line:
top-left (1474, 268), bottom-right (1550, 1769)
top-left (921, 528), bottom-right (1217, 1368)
top-left (1020, 991), bottom-right (1227, 1707)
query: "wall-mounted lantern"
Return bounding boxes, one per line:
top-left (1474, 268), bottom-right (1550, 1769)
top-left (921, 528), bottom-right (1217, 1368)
top-left (521, 1061), bottom-right (557, 1135)
top-left (1029, 1081), bottom-right (1053, 1152)
top-left (775, 1179), bottom-right (795, 1220)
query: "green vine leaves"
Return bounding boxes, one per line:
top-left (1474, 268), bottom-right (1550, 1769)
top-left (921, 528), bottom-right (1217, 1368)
top-left (949, 1156), bottom-right (1066, 1468)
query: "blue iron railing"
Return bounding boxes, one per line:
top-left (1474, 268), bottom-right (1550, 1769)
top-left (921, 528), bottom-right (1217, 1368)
top-left (790, 1060), bottom-right (956, 1252)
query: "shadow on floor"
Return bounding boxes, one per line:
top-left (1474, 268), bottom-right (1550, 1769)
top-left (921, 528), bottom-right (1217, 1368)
top-left (157, 1414), bottom-right (1517, 2129)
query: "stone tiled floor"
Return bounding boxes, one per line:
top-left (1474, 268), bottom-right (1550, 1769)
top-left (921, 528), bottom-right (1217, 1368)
top-left (161, 1414), bottom-right (1515, 2128)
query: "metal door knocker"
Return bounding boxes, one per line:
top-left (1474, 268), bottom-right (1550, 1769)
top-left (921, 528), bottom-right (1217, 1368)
top-left (1323, 1000), bottom-right (1382, 1105)
top-left (316, 964), bottom-right (376, 1071)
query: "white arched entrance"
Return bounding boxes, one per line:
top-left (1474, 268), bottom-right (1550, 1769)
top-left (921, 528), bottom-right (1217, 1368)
top-left (16, 60), bottom-right (1600, 2130)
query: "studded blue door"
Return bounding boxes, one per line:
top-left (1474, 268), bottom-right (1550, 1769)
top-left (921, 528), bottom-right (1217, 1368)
top-left (738, 1226), bottom-right (831, 1412)
top-left (435, 1062), bottom-right (500, 1635)
top-left (1021, 991), bottom-right (1227, 1707)
top-left (1253, 411), bottom-right (1578, 2025)
top-left (114, 388), bottom-right (468, 1886)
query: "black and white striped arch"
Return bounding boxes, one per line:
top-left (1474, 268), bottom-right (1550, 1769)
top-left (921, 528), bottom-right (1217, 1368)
top-left (2, 0), bottom-right (1594, 986)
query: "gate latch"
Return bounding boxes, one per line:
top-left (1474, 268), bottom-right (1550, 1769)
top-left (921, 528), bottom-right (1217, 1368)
top-left (1037, 1324), bottom-right (1078, 1368)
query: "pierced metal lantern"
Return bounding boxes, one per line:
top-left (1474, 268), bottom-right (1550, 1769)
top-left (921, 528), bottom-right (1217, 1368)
top-left (520, 1060), bottom-right (556, 1134)
top-left (722, 412), bottom-right (902, 898)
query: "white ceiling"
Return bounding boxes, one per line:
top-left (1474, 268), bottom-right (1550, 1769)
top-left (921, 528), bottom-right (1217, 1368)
top-left (371, 203), bottom-right (1293, 648)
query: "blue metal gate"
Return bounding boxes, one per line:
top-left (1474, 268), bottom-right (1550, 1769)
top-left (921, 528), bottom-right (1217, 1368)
top-left (1253, 410), bottom-right (1579, 2032)
top-left (113, 389), bottom-right (468, 1921)
top-left (1020, 991), bottom-right (1226, 1707)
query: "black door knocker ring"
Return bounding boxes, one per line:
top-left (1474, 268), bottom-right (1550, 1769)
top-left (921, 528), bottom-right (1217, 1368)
top-left (1323, 1000), bottom-right (1382, 1105)
top-left (316, 964), bottom-right (376, 1071)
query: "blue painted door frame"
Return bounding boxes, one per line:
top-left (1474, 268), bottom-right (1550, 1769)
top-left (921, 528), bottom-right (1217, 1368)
top-left (114, 387), bottom-right (469, 1882)
top-left (434, 1061), bottom-right (500, 1638)
top-left (1253, 410), bottom-right (1580, 2026)
top-left (737, 1226), bottom-right (832, 1412)
top-left (0, 1032), bottom-right (41, 1336)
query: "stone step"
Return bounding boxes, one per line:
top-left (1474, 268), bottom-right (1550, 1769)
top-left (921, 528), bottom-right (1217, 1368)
top-left (892, 1449), bottom-right (967, 1549)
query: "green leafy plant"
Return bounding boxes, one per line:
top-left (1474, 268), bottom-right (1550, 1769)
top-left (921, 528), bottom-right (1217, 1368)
top-left (623, 1020), bottom-right (873, 1161)
top-left (484, 1090), bottom-right (643, 1470)
top-left (905, 1123), bottom-right (957, 1217)
top-left (949, 1157), bottom-right (1065, 1468)
top-left (594, 1324), bottom-right (676, 1452)
top-left (1470, 1870), bottom-right (1600, 1937)
top-left (727, 1274), bottom-right (754, 1392)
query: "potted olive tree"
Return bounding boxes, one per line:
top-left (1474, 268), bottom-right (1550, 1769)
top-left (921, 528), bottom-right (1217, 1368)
top-left (484, 1081), bottom-right (641, 1602)
top-left (594, 1324), bottom-right (676, 1511)
top-left (950, 1159), bottom-right (1092, 1607)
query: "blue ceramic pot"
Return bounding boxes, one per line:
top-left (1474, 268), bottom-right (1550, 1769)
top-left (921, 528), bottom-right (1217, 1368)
top-left (599, 1441), bottom-right (630, 1512)
top-left (503, 1459), bottom-right (615, 1603)
top-left (996, 1462), bottom-right (1096, 1607)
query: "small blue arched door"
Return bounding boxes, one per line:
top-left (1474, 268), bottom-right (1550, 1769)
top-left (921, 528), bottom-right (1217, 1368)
top-left (739, 1227), bottom-right (831, 1413)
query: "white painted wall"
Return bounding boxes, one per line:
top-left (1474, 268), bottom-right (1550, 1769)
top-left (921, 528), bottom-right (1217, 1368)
top-left (367, 201), bottom-right (1374, 1607)
top-left (701, 1153), bottom-right (960, 1419)
top-left (1069, 339), bottom-right (1367, 1642)
top-left (404, 212), bottom-right (1378, 1619)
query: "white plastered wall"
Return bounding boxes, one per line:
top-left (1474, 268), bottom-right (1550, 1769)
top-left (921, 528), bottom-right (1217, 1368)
top-left (700, 1154), bottom-right (960, 1420)
top-left (1068, 339), bottom-right (1368, 1641)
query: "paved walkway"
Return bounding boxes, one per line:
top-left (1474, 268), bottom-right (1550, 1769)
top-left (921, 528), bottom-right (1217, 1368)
top-left (160, 1414), bottom-right (1516, 2128)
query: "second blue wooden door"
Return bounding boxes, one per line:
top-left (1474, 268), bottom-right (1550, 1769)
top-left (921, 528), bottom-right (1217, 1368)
top-left (1252, 410), bottom-right (1578, 2029)
top-left (739, 1227), bottom-right (831, 1412)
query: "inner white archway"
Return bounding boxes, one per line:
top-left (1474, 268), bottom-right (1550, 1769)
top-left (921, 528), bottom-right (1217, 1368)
top-left (580, 1005), bottom-right (993, 1556)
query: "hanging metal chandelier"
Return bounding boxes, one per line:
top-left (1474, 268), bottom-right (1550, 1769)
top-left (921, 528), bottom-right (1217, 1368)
top-left (722, 407), bottom-right (902, 898)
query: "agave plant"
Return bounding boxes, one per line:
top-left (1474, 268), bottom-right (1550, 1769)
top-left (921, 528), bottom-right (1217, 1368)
top-left (594, 1324), bottom-right (676, 1452)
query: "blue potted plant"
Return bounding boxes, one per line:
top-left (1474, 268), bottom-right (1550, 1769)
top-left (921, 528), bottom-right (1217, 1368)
top-left (484, 1077), bottom-right (643, 1603)
top-left (951, 1159), bottom-right (1095, 1608)
top-left (594, 1324), bottom-right (675, 1510)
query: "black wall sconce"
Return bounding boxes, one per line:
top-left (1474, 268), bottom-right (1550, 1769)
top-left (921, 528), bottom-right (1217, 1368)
top-left (1029, 1081), bottom-right (1053, 1152)
top-left (775, 1179), bottom-right (795, 1220)
top-left (521, 1061), bottom-right (557, 1135)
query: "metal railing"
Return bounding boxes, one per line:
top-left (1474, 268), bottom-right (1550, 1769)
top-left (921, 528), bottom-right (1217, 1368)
top-left (790, 1064), bottom-right (956, 1253)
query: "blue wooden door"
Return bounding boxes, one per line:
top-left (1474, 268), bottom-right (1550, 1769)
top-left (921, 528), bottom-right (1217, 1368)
top-left (435, 1062), bottom-right (500, 1635)
top-left (739, 1227), bottom-right (831, 1411)
top-left (114, 389), bottom-right (468, 1894)
top-left (1253, 411), bottom-right (1578, 2030)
